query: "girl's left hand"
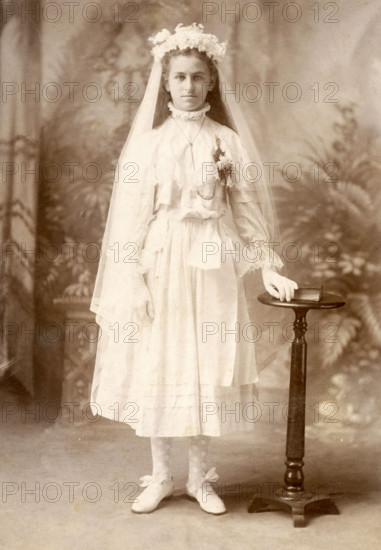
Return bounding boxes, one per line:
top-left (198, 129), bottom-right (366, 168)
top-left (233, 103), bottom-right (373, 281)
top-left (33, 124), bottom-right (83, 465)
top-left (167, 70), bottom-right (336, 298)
top-left (262, 267), bottom-right (298, 302)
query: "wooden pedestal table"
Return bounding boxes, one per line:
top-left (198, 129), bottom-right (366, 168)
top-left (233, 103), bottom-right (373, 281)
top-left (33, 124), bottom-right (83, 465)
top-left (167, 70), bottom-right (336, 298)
top-left (248, 292), bottom-right (345, 527)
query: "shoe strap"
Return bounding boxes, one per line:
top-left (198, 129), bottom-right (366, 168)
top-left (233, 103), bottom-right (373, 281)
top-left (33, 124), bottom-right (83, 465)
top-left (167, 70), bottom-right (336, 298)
top-left (203, 466), bottom-right (219, 484)
top-left (187, 466), bottom-right (220, 495)
top-left (139, 475), bottom-right (173, 488)
top-left (139, 475), bottom-right (154, 488)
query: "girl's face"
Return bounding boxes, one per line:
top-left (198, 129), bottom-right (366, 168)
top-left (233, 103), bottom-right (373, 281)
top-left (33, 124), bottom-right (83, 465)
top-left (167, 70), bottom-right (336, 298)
top-left (165, 54), bottom-right (215, 112)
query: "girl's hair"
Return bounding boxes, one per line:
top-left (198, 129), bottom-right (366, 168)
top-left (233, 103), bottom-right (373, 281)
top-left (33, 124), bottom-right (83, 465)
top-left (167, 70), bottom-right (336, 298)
top-left (152, 48), bottom-right (237, 131)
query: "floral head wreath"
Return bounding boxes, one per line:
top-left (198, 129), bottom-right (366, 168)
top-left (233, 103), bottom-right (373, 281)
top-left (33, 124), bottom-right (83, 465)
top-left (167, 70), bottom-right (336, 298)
top-left (148, 23), bottom-right (227, 64)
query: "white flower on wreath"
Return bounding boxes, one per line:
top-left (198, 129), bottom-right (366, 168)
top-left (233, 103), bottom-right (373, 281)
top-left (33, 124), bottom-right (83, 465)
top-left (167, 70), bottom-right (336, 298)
top-left (149, 23), bottom-right (227, 63)
top-left (148, 28), bottom-right (171, 45)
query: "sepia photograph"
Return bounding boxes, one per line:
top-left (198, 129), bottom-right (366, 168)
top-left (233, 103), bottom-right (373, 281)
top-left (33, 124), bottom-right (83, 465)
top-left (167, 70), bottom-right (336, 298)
top-left (1, 0), bottom-right (380, 548)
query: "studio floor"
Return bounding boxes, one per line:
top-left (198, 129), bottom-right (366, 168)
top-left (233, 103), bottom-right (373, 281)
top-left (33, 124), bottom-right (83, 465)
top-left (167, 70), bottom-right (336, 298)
top-left (1, 380), bottom-right (381, 550)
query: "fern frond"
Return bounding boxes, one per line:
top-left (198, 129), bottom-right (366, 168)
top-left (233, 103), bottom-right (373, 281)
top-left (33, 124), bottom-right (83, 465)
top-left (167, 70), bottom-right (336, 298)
top-left (351, 293), bottom-right (381, 347)
top-left (326, 188), bottom-right (369, 224)
top-left (335, 182), bottom-right (373, 211)
top-left (321, 314), bottom-right (361, 368)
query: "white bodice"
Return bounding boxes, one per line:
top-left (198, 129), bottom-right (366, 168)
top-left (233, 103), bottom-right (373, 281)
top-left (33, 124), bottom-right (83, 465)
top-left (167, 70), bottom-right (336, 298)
top-left (131, 111), bottom-right (283, 275)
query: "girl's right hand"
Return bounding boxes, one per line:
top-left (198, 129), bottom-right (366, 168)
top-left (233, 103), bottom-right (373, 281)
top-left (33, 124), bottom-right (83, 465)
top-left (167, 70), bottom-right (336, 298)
top-left (132, 278), bottom-right (154, 324)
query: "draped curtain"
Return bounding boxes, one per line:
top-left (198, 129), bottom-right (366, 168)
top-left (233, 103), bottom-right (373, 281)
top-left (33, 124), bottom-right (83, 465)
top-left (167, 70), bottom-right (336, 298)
top-left (0, 0), bottom-right (41, 394)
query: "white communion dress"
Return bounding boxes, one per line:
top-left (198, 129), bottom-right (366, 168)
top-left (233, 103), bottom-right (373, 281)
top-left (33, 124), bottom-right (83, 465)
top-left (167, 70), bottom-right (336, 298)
top-left (90, 102), bottom-right (283, 437)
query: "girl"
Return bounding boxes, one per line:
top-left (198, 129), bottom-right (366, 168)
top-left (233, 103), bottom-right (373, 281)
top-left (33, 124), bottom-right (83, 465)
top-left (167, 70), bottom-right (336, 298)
top-left (90, 23), bottom-right (297, 516)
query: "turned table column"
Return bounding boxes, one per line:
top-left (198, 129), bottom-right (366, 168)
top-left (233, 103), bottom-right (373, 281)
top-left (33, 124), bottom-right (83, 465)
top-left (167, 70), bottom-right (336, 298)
top-left (248, 292), bottom-right (345, 527)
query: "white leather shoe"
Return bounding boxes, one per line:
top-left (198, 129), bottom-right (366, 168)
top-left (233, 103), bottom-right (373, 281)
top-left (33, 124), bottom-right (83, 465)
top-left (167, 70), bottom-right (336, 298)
top-left (186, 467), bottom-right (227, 515)
top-left (132, 476), bottom-right (174, 514)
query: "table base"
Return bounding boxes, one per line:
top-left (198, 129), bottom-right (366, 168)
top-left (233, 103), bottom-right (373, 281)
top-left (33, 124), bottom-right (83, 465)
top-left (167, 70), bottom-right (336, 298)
top-left (248, 489), bottom-right (340, 527)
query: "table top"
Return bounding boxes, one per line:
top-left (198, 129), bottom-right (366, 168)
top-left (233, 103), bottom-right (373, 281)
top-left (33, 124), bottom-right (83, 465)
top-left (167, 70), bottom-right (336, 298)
top-left (257, 292), bottom-right (346, 310)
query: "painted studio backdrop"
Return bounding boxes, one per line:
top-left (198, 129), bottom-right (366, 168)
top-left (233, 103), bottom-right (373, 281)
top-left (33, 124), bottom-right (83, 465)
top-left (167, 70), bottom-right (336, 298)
top-left (1, 0), bottom-right (381, 432)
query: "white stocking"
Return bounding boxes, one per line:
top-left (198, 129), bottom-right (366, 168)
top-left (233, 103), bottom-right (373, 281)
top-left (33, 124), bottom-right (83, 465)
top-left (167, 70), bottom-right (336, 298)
top-left (187, 435), bottom-right (211, 492)
top-left (150, 437), bottom-right (172, 483)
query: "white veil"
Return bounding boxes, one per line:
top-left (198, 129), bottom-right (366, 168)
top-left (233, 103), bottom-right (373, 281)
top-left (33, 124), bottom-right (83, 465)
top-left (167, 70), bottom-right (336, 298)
top-left (90, 60), bottom-right (162, 329)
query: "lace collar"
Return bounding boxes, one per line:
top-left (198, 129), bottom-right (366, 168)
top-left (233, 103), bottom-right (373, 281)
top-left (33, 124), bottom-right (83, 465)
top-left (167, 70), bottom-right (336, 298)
top-left (168, 101), bottom-right (211, 121)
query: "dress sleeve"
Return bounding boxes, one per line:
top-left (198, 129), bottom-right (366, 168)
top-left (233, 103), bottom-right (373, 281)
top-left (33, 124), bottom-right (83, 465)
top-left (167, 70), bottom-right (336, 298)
top-left (223, 130), bottom-right (283, 272)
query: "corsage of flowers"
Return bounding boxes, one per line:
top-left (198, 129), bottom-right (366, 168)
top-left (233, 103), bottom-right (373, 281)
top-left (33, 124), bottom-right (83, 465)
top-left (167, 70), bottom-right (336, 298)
top-left (213, 136), bottom-right (234, 186)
